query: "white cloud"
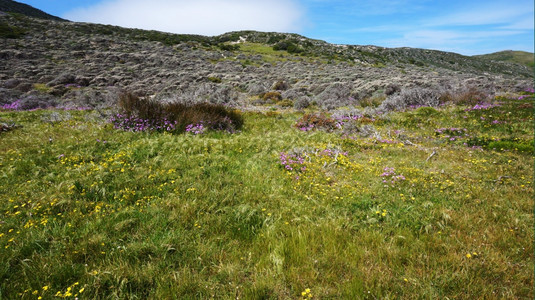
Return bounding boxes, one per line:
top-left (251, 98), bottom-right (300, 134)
top-left (426, 5), bottom-right (532, 27)
top-left (380, 29), bottom-right (527, 55)
top-left (63, 0), bottom-right (304, 36)
top-left (501, 19), bottom-right (534, 30)
top-left (343, 1), bottom-right (534, 55)
top-left (322, 0), bottom-right (429, 16)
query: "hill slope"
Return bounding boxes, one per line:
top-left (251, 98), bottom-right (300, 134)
top-left (216, 31), bottom-right (533, 77)
top-left (475, 50), bottom-right (534, 68)
top-left (0, 11), bottom-right (532, 110)
top-left (0, 0), bottom-right (65, 21)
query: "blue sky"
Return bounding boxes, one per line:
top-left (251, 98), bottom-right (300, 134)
top-left (16, 0), bottom-right (534, 55)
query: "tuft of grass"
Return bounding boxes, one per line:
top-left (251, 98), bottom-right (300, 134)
top-left (33, 83), bottom-right (52, 93)
top-left (415, 106), bottom-right (439, 116)
top-left (359, 95), bottom-right (385, 108)
top-left (207, 76), bottom-right (222, 83)
top-left (276, 99), bottom-right (294, 108)
top-left (262, 92), bottom-right (282, 102)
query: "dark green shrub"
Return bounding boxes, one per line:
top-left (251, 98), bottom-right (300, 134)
top-left (132, 30), bottom-right (211, 46)
top-left (267, 35), bottom-right (286, 44)
top-left (217, 43), bottom-right (240, 51)
top-left (0, 22), bottom-right (26, 39)
top-left (273, 41), bottom-right (303, 53)
top-left (286, 43), bottom-right (303, 53)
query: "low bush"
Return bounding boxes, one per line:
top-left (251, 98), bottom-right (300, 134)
top-left (276, 99), bottom-right (293, 108)
top-left (117, 92), bottom-right (164, 120)
top-left (340, 122), bottom-right (377, 137)
top-left (384, 84), bottom-right (401, 96)
top-left (379, 88), bottom-right (441, 111)
top-left (273, 41), bottom-right (303, 53)
top-left (359, 96), bottom-right (385, 108)
top-left (295, 113), bottom-right (337, 131)
top-left (293, 97), bottom-right (310, 109)
top-left (440, 87), bottom-right (489, 105)
top-left (217, 43), bottom-right (240, 51)
top-left (272, 80), bottom-right (289, 91)
top-left (114, 92), bottom-right (243, 133)
top-left (262, 92), bottom-right (282, 102)
top-left (167, 102), bottom-right (243, 133)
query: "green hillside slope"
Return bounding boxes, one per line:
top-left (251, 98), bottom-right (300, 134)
top-left (475, 50), bottom-right (534, 68)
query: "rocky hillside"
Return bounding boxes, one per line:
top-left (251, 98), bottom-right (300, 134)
top-left (0, 8), bottom-right (532, 110)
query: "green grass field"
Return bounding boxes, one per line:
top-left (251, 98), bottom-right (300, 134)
top-left (0, 95), bottom-right (533, 299)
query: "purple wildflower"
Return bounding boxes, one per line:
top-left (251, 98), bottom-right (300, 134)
top-left (185, 123), bottom-right (206, 135)
top-left (1, 100), bottom-right (21, 111)
top-left (464, 103), bottom-right (501, 112)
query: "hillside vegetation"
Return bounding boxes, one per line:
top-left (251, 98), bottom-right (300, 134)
top-left (0, 12), bottom-right (532, 113)
top-left (475, 50), bottom-right (534, 68)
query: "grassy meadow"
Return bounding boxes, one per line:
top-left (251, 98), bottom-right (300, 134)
top-left (0, 94), bottom-right (533, 299)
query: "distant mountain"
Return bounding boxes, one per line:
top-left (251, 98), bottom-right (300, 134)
top-left (0, 0), bottom-right (65, 21)
top-left (475, 51), bottom-right (534, 68)
top-left (215, 31), bottom-right (534, 77)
